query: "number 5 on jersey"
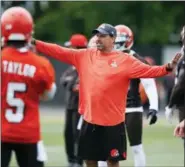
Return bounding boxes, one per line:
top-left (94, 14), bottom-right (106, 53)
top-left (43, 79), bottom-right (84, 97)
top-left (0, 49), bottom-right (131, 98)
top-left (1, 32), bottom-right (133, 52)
top-left (6, 82), bottom-right (26, 123)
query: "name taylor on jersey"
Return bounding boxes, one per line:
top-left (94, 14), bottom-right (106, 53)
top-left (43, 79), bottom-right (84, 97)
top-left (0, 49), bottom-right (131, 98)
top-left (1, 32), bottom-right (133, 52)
top-left (2, 60), bottom-right (36, 78)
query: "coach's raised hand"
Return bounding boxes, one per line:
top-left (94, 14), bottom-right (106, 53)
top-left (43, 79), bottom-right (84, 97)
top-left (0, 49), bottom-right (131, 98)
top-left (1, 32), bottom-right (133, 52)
top-left (166, 53), bottom-right (182, 71)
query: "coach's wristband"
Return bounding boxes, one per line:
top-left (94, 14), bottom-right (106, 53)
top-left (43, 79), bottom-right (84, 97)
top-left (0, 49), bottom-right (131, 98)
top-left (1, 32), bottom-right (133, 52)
top-left (165, 63), bottom-right (173, 72)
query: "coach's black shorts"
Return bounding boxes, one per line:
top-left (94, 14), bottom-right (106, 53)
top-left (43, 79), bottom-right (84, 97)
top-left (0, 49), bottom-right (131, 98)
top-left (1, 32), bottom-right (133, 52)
top-left (125, 112), bottom-right (143, 146)
top-left (77, 120), bottom-right (127, 161)
top-left (1, 142), bottom-right (44, 167)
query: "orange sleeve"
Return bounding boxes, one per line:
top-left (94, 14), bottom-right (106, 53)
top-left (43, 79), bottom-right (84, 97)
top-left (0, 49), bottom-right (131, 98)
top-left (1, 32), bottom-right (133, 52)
top-left (128, 55), bottom-right (169, 79)
top-left (35, 40), bottom-right (85, 66)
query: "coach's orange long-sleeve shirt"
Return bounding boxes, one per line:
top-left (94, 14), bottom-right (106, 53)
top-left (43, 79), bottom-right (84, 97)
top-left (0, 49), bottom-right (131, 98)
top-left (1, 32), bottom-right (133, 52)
top-left (36, 41), bottom-right (168, 126)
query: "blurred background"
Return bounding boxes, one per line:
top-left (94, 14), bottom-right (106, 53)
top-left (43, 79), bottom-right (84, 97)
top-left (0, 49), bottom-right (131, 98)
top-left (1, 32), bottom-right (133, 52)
top-left (1, 1), bottom-right (184, 166)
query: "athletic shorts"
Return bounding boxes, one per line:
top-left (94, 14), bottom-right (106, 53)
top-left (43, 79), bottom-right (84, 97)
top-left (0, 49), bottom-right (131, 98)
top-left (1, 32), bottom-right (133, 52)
top-left (77, 120), bottom-right (127, 161)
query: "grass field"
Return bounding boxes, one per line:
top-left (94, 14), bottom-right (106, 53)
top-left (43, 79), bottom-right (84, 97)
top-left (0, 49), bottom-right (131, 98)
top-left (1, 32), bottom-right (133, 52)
top-left (10, 106), bottom-right (184, 167)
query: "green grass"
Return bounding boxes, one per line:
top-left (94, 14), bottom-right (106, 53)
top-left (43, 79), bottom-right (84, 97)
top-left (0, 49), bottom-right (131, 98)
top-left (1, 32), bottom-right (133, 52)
top-left (9, 108), bottom-right (184, 167)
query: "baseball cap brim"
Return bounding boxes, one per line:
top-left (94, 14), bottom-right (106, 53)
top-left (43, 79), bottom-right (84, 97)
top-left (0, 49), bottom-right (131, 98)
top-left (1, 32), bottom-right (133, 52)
top-left (92, 28), bottom-right (109, 35)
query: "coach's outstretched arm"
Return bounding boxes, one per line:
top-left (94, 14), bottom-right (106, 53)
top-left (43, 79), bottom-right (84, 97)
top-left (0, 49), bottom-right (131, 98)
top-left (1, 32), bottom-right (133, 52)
top-left (128, 53), bottom-right (181, 79)
top-left (32, 39), bottom-right (85, 66)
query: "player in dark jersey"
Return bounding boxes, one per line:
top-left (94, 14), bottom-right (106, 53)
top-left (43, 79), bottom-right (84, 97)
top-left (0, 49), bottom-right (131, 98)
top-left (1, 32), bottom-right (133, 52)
top-left (165, 26), bottom-right (185, 124)
top-left (60, 34), bottom-right (88, 167)
top-left (113, 24), bottom-right (159, 167)
top-left (1, 7), bottom-right (56, 167)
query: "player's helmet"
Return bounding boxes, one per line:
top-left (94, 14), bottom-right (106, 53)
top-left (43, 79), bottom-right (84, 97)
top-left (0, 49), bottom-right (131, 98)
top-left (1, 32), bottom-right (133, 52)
top-left (1, 7), bottom-right (33, 43)
top-left (114, 25), bottom-right (134, 51)
top-left (88, 35), bottom-right (97, 48)
top-left (69, 34), bottom-right (88, 48)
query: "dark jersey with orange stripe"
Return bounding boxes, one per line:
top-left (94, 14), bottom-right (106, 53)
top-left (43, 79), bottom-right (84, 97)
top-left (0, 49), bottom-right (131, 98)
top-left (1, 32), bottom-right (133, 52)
top-left (124, 50), bottom-right (149, 108)
top-left (1, 47), bottom-right (55, 143)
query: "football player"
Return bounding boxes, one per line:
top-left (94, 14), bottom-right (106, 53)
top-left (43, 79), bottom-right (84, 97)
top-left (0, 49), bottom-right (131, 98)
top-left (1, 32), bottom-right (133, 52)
top-left (1, 7), bottom-right (56, 167)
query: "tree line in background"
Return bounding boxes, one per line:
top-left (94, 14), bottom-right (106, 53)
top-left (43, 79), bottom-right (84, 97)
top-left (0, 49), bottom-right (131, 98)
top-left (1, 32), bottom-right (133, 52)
top-left (2, 1), bottom-right (185, 45)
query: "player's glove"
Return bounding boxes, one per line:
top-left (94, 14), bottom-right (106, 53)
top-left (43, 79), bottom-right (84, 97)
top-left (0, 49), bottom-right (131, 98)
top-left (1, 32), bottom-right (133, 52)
top-left (147, 109), bottom-right (158, 125)
top-left (165, 106), bottom-right (173, 124)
